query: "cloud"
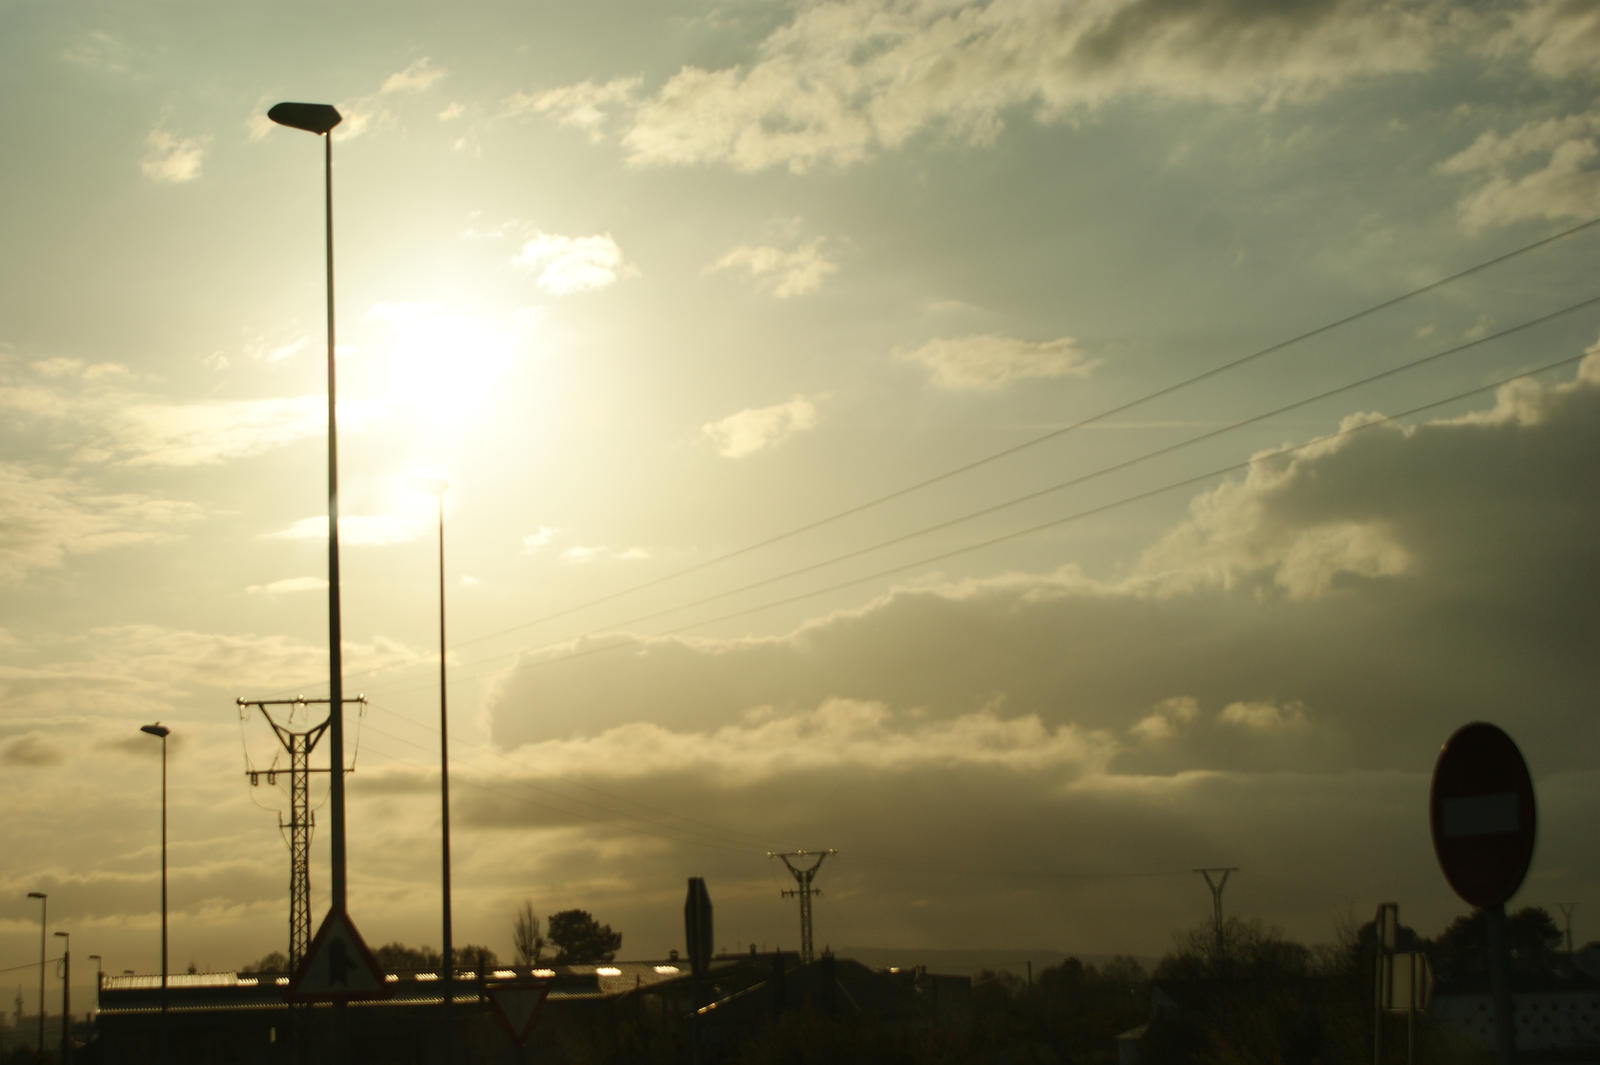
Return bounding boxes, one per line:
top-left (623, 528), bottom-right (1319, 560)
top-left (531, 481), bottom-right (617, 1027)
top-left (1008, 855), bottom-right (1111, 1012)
top-left (560, 544), bottom-right (651, 565)
top-left (106, 396), bottom-right (333, 467)
top-left (1218, 700), bottom-right (1310, 732)
top-left (1, 733), bottom-right (65, 767)
top-left (899, 334), bottom-right (1099, 390)
top-left (465, 351), bottom-right (1600, 953)
top-left (0, 352), bottom-right (348, 469)
top-left (536, 0), bottom-right (1453, 173)
top-left (701, 395), bottom-right (819, 458)
top-left (1485, 0), bottom-right (1600, 80)
top-left (1130, 696), bottom-right (1200, 742)
top-left (382, 57), bottom-right (445, 94)
top-left (489, 349), bottom-right (1600, 778)
top-left (522, 526), bottom-right (558, 553)
top-left (267, 514), bottom-right (426, 546)
top-left (706, 239), bottom-right (839, 298)
top-left (141, 128), bottom-right (208, 183)
top-left (60, 30), bottom-right (131, 74)
top-left (507, 78), bottom-right (642, 141)
top-left (490, 698), bottom-right (1115, 785)
top-left (511, 233), bottom-right (636, 294)
top-left (0, 464), bottom-right (202, 582)
top-left (1437, 107), bottom-right (1600, 230)
top-left (244, 577), bottom-right (328, 596)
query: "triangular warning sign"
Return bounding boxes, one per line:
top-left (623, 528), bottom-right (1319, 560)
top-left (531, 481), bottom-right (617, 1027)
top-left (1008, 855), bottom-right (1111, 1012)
top-left (290, 909), bottom-right (389, 1001)
top-left (488, 982), bottom-right (550, 1044)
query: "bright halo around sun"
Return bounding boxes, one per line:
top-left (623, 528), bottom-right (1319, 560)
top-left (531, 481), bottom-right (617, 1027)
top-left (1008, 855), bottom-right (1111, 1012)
top-left (362, 300), bottom-right (521, 435)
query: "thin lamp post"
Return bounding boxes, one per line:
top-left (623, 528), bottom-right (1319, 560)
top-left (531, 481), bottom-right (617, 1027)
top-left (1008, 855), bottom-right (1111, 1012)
top-left (140, 723), bottom-right (169, 1063)
top-left (266, 100), bottom-right (350, 913)
top-left (53, 931), bottom-right (68, 1065)
top-left (417, 478), bottom-right (454, 1061)
top-left (27, 892), bottom-right (45, 1053)
top-left (87, 955), bottom-right (101, 1015)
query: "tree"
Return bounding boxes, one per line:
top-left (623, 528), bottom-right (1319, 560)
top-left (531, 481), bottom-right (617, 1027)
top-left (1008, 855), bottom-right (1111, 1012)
top-left (1155, 916), bottom-right (1312, 982)
top-left (513, 899), bottom-right (544, 965)
top-left (546, 909), bottom-right (621, 964)
top-left (1432, 905), bottom-right (1562, 981)
top-left (456, 943), bottom-right (500, 969)
top-left (239, 950), bottom-right (289, 973)
top-left (373, 942), bottom-right (442, 970)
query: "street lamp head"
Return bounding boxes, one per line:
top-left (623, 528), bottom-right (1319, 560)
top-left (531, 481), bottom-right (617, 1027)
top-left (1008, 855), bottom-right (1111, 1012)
top-left (54, 932), bottom-right (68, 941)
top-left (28, 891), bottom-right (46, 900)
top-left (140, 723), bottom-right (170, 739)
top-left (268, 102), bottom-right (342, 135)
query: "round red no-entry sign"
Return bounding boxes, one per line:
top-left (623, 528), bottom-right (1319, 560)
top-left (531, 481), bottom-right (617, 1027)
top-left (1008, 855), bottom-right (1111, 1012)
top-left (1429, 722), bottom-right (1537, 909)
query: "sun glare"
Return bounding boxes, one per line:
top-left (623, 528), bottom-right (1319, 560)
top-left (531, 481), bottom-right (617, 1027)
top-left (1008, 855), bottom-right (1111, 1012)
top-left (362, 301), bottom-right (522, 434)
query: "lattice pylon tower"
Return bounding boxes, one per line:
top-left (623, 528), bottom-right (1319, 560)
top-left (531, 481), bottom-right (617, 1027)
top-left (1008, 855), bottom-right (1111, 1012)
top-left (770, 850), bottom-right (836, 964)
top-left (239, 697), bottom-right (360, 970)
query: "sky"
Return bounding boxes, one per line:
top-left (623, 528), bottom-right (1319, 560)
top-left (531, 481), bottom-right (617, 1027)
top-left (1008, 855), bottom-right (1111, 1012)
top-left (3, 0), bottom-right (1599, 1014)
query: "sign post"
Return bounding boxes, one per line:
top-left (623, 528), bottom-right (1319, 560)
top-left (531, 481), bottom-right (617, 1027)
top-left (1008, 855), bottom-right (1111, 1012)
top-left (1429, 722), bottom-right (1537, 1065)
top-left (684, 878), bottom-right (713, 1065)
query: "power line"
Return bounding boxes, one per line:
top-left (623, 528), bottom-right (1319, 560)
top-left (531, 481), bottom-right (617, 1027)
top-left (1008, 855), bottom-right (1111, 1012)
top-left (442, 295), bottom-right (1600, 649)
top-left (260, 217), bottom-right (1600, 702)
top-left (349, 305), bottom-right (1597, 694)
top-left (419, 344), bottom-right (1592, 682)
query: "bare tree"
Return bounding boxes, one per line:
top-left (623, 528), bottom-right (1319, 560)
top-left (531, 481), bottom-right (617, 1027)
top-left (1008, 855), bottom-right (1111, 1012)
top-left (513, 899), bottom-right (544, 965)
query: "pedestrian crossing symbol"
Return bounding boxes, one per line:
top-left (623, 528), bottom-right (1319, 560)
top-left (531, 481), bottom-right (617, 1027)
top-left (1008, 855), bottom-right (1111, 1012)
top-left (289, 909), bottom-right (388, 1000)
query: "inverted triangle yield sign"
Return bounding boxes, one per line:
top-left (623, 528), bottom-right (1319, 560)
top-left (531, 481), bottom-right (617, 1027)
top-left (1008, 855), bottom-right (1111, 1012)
top-left (489, 982), bottom-right (551, 1044)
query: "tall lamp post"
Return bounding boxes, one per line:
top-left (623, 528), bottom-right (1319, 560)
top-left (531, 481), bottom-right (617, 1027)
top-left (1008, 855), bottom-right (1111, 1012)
top-left (53, 931), bottom-right (68, 1065)
top-left (26, 892), bottom-right (45, 1054)
top-left (140, 723), bottom-right (170, 1063)
top-left (417, 478), bottom-right (454, 1061)
top-left (266, 100), bottom-right (351, 917)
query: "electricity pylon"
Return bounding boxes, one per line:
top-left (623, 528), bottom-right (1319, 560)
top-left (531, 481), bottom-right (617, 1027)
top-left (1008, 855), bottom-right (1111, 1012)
top-left (1194, 867), bottom-right (1239, 968)
top-left (238, 696), bottom-right (364, 970)
top-left (770, 850), bottom-right (836, 964)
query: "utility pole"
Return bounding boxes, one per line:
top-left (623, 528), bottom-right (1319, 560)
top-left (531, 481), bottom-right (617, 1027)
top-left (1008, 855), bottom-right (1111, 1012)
top-left (238, 696), bottom-right (364, 969)
top-left (1193, 868), bottom-right (1238, 971)
top-left (1559, 903), bottom-right (1576, 954)
top-left (770, 851), bottom-right (836, 964)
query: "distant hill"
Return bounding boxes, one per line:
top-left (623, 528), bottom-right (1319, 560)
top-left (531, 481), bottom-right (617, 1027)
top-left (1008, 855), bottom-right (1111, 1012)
top-left (836, 946), bottom-right (1158, 979)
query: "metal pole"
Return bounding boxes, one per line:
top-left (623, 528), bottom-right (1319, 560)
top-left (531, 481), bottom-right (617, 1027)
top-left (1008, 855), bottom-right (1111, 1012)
top-left (438, 489), bottom-right (454, 1064)
top-left (323, 127), bottom-right (348, 915)
top-left (140, 724), bottom-right (170, 1064)
top-left (1373, 946), bottom-right (1383, 1065)
top-left (57, 938), bottom-right (68, 1065)
top-left (1486, 903), bottom-right (1515, 1065)
top-left (1407, 952), bottom-right (1417, 1065)
top-left (88, 956), bottom-right (101, 1020)
top-left (160, 731), bottom-right (169, 1064)
top-left (27, 893), bottom-right (45, 1054)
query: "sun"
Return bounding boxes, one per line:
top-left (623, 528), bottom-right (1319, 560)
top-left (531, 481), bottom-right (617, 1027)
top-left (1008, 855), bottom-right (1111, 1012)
top-left (359, 300), bottom-right (523, 434)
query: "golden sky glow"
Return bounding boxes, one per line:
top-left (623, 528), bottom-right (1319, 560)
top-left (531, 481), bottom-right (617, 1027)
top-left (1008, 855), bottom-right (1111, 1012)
top-left (2, 0), bottom-right (1598, 1004)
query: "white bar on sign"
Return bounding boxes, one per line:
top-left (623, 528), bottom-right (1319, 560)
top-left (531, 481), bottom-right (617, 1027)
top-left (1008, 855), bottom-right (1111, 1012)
top-left (1440, 793), bottom-right (1519, 837)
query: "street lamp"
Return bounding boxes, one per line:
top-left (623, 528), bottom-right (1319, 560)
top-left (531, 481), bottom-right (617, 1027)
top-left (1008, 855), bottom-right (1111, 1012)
top-left (27, 892), bottom-right (45, 1054)
top-left (140, 722), bottom-right (169, 1063)
top-left (416, 477), bottom-right (454, 1061)
top-left (266, 100), bottom-right (351, 916)
top-left (53, 931), bottom-right (68, 1065)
